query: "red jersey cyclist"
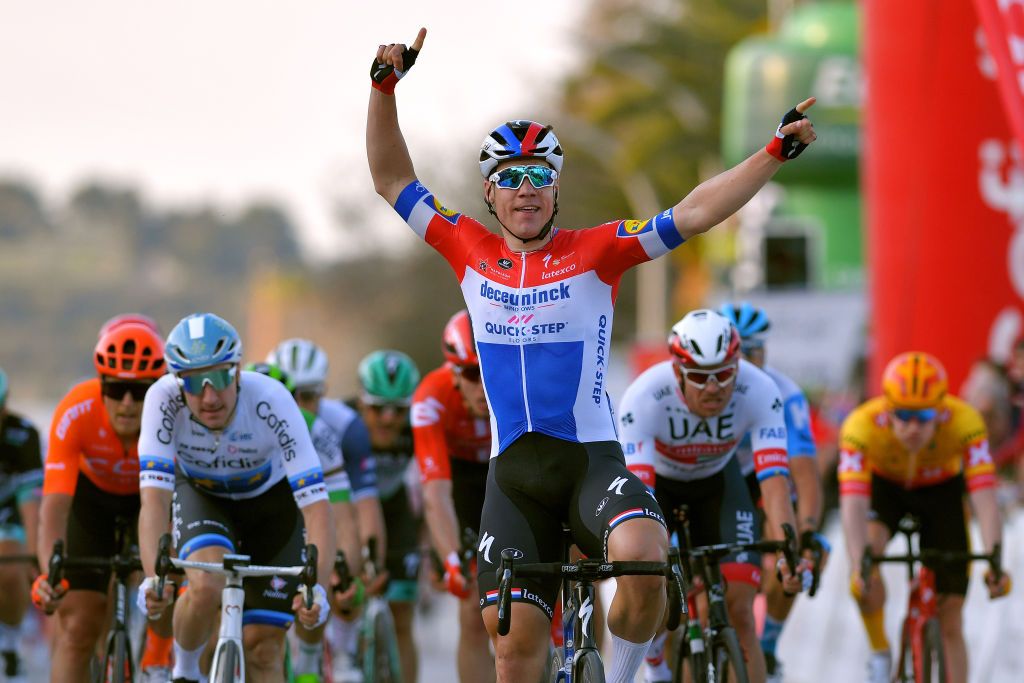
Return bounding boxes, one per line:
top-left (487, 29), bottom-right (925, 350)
top-left (412, 310), bottom-right (494, 683)
top-left (32, 320), bottom-right (174, 682)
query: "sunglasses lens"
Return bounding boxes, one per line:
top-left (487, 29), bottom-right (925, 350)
top-left (459, 365), bottom-right (482, 383)
top-left (893, 408), bottom-right (937, 423)
top-left (492, 166), bottom-right (557, 190)
top-left (179, 367), bottom-right (236, 395)
top-left (101, 381), bottom-right (152, 401)
top-left (682, 364), bottom-right (737, 388)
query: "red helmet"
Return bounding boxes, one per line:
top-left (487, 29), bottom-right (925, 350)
top-left (94, 322), bottom-right (167, 380)
top-left (98, 313), bottom-right (161, 339)
top-left (442, 310), bottom-right (477, 367)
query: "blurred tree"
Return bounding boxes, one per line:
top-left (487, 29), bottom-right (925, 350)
top-left (0, 180), bottom-right (50, 239)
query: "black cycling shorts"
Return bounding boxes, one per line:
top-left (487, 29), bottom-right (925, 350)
top-left (65, 474), bottom-right (140, 593)
top-left (476, 433), bottom-right (665, 619)
top-left (869, 474), bottom-right (969, 596)
top-left (451, 458), bottom-right (489, 544)
top-left (381, 485), bottom-right (422, 602)
top-left (173, 476), bottom-right (305, 628)
top-left (656, 457), bottom-right (761, 587)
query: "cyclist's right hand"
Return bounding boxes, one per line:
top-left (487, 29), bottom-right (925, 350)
top-left (136, 576), bottom-right (175, 619)
top-left (443, 551), bottom-right (470, 599)
top-left (985, 568), bottom-right (1012, 599)
top-left (849, 569), bottom-right (867, 601)
top-left (371, 28), bottom-right (427, 94)
top-left (31, 573), bottom-right (68, 614)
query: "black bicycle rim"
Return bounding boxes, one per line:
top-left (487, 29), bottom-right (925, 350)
top-left (371, 606), bottom-right (402, 683)
top-left (898, 620), bottom-right (914, 683)
top-left (575, 649), bottom-right (606, 683)
top-left (714, 628), bottom-right (749, 683)
top-left (674, 631), bottom-right (710, 683)
top-left (215, 641), bottom-right (240, 683)
top-left (548, 646), bottom-right (564, 683)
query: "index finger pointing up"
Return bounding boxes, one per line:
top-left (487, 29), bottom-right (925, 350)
top-left (411, 27), bottom-right (427, 52)
top-left (795, 97), bottom-right (816, 114)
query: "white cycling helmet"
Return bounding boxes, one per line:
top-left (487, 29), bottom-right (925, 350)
top-left (667, 310), bottom-right (741, 368)
top-left (267, 338), bottom-right (328, 388)
top-left (479, 120), bottom-right (564, 178)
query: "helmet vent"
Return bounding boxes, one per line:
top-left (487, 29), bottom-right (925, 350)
top-left (689, 339), bottom-right (703, 357)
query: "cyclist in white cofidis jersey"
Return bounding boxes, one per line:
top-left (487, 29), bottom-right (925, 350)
top-left (366, 28), bottom-right (816, 683)
top-left (619, 310), bottom-right (803, 683)
top-left (135, 313), bottom-right (336, 683)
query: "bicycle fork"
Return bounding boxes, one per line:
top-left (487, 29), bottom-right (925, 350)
top-left (211, 580), bottom-right (246, 681)
top-left (555, 581), bottom-right (599, 682)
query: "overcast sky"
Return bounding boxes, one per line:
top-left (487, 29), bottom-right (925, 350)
top-left (0, 1), bottom-right (587, 261)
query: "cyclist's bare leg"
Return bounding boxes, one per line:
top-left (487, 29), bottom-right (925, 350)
top-left (457, 576), bottom-right (494, 683)
top-left (243, 623), bottom-right (288, 683)
top-left (936, 595), bottom-right (966, 683)
top-left (389, 600), bottom-right (418, 682)
top-left (49, 589), bottom-right (107, 682)
top-left (726, 580), bottom-right (765, 683)
top-left (173, 545), bottom-right (228, 649)
top-left (856, 522), bottom-right (891, 656)
top-left (0, 540), bottom-right (29, 626)
top-left (482, 601), bottom-right (550, 683)
top-left (605, 518), bottom-right (667, 640)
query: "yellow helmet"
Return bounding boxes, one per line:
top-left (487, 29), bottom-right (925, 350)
top-left (881, 351), bottom-right (948, 409)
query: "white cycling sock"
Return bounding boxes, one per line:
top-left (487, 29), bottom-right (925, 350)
top-left (608, 633), bottom-right (653, 683)
top-left (172, 641), bottom-right (206, 681)
top-left (330, 614), bottom-right (359, 655)
top-left (295, 639), bottom-right (323, 675)
top-left (0, 622), bottom-right (17, 652)
top-left (643, 631), bottom-right (671, 680)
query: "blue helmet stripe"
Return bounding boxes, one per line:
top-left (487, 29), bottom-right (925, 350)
top-left (495, 124), bottom-right (522, 154)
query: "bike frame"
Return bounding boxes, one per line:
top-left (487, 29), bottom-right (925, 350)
top-left (901, 565), bottom-right (939, 682)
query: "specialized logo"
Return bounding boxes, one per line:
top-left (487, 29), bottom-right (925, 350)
top-left (497, 258), bottom-right (513, 269)
top-left (607, 476), bottom-right (628, 496)
top-left (616, 219), bottom-right (653, 237)
top-left (478, 531), bottom-right (495, 564)
top-left (580, 596), bottom-right (595, 636)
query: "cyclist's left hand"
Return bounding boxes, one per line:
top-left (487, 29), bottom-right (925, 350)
top-left (799, 530), bottom-right (831, 581)
top-left (985, 568), bottom-right (1012, 599)
top-left (293, 584), bottom-right (330, 629)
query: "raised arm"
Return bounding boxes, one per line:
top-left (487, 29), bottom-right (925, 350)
top-left (366, 28), bottom-right (427, 205)
top-left (672, 97), bottom-right (817, 240)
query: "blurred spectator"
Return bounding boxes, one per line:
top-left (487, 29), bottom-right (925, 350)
top-left (1008, 335), bottom-right (1024, 431)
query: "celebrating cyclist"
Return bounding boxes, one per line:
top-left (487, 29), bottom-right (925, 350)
top-left (33, 320), bottom-right (174, 682)
top-left (366, 27), bottom-right (816, 683)
top-left (839, 351), bottom-right (1012, 683)
top-left (267, 338), bottom-right (385, 683)
top-left (412, 311), bottom-right (494, 683)
top-left (718, 301), bottom-right (825, 682)
top-left (136, 313), bottom-right (336, 683)
top-left (0, 368), bottom-right (43, 681)
top-left (349, 349), bottom-right (422, 682)
top-left (619, 310), bottom-right (802, 683)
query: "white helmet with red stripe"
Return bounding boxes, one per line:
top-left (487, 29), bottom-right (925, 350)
top-left (479, 120), bottom-right (564, 178)
top-left (668, 309), bottom-right (741, 368)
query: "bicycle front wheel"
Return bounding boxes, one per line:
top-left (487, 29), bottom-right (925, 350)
top-left (575, 649), bottom-right (606, 683)
top-left (361, 602), bottom-right (403, 683)
top-left (711, 628), bottom-right (749, 683)
top-left (213, 641), bottom-right (241, 683)
top-left (673, 630), bottom-right (709, 683)
top-left (548, 646), bottom-right (565, 683)
top-left (101, 629), bottom-right (132, 683)
top-left (921, 618), bottom-right (947, 683)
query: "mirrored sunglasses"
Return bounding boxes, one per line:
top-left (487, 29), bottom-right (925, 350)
top-left (101, 380), bottom-right (154, 402)
top-left (488, 165), bottom-right (558, 190)
top-left (177, 366), bottom-right (238, 395)
top-left (681, 364), bottom-right (738, 388)
top-left (891, 407), bottom-right (937, 424)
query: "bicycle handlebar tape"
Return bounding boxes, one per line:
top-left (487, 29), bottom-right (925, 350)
top-left (334, 550), bottom-right (353, 593)
top-left (303, 544), bottom-right (319, 610)
top-left (496, 549), bottom-right (516, 637)
top-left (765, 107), bottom-right (809, 161)
top-left (665, 548), bottom-right (684, 632)
top-left (155, 533), bottom-right (173, 596)
top-left (48, 540), bottom-right (65, 588)
top-left (370, 47), bottom-right (419, 95)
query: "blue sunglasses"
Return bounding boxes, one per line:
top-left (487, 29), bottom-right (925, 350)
top-left (177, 366), bottom-right (238, 395)
top-left (892, 407), bottom-right (937, 424)
top-left (488, 165), bottom-right (558, 190)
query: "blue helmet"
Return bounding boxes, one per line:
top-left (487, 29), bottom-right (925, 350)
top-left (164, 313), bottom-right (243, 373)
top-left (718, 302), bottom-right (771, 340)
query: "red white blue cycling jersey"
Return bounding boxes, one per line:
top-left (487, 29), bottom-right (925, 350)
top-left (138, 371), bottom-right (328, 508)
top-left (394, 180), bottom-right (684, 455)
top-left (618, 359), bottom-right (789, 485)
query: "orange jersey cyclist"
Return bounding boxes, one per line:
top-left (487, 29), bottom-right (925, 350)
top-left (33, 319), bottom-right (174, 682)
top-left (412, 310), bottom-right (493, 683)
top-left (839, 352), bottom-right (1012, 683)
top-left (366, 27), bottom-right (816, 683)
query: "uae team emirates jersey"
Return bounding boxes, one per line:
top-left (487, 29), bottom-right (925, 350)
top-left (394, 180), bottom-right (685, 455)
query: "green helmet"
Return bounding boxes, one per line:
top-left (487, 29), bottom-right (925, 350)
top-left (243, 362), bottom-right (295, 393)
top-left (358, 350), bottom-right (420, 405)
top-left (0, 368), bottom-right (7, 408)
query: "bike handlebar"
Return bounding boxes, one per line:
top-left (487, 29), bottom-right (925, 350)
top-left (47, 539), bottom-right (142, 586)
